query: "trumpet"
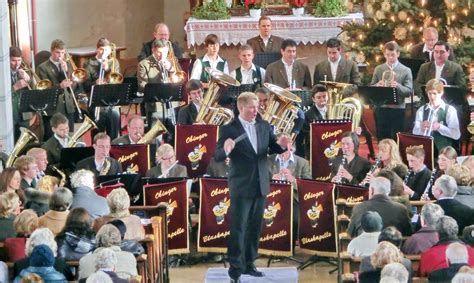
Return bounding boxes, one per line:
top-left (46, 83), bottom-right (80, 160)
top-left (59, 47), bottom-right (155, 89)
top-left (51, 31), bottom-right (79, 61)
top-left (20, 61), bottom-right (52, 90)
top-left (423, 107), bottom-right (437, 136)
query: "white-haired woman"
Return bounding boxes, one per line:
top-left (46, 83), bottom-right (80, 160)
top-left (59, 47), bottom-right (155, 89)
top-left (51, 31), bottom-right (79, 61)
top-left (13, 228), bottom-right (74, 281)
top-left (93, 188), bottom-right (145, 241)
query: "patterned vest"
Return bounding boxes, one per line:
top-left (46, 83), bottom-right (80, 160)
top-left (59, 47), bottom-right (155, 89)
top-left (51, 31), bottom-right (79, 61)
top-left (235, 66), bottom-right (263, 88)
top-left (422, 105), bottom-right (455, 150)
top-left (200, 58), bottom-right (226, 83)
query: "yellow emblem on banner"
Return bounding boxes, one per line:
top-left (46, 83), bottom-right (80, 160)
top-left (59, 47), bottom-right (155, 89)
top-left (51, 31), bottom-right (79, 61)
top-left (212, 197), bottom-right (230, 225)
top-left (263, 202), bottom-right (281, 227)
top-left (166, 199), bottom-right (178, 224)
top-left (323, 140), bottom-right (341, 158)
top-left (307, 202), bottom-right (323, 228)
top-left (188, 144), bottom-right (207, 170)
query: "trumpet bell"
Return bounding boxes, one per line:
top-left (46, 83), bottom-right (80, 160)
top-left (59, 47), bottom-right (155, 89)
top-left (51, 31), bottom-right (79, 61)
top-left (36, 79), bottom-right (53, 90)
top-left (72, 68), bottom-right (88, 83)
top-left (106, 72), bottom-right (124, 84)
top-left (6, 127), bottom-right (39, 167)
top-left (67, 116), bottom-right (98, 147)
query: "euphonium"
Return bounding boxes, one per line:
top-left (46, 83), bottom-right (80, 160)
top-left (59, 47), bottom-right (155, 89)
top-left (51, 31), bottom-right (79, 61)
top-left (6, 127), bottom-right (39, 167)
top-left (20, 61), bottom-right (52, 90)
top-left (166, 41), bottom-right (186, 83)
top-left (195, 67), bottom-right (240, 125)
top-left (382, 69), bottom-right (396, 87)
top-left (326, 87), bottom-right (362, 132)
top-left (106, 43), bottom-right (123, 84)
top-left (67, 116), bottom-right (98, 147)
top-left (262, 83), bottom-right (302, 139)
top-left (138, 119), bottom-right (168, 144)
top-left (64, 50), bottom-right (88, 83)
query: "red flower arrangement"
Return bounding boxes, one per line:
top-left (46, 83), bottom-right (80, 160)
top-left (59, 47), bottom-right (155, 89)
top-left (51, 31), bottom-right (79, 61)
top-left (245, 0), bottom-right (262, 9)
top-left (288, 0), bottom-right (305, 8)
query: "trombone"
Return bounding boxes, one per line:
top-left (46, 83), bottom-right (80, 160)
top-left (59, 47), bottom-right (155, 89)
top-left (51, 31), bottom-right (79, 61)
top-left (166, 41), bottom-right (186, 83)
top-left (106, 43), bottom-right (123, 84)
top-left (59, 52), bottom-right (88, 120)
top-left (20, 61), bottom-right (52, 90)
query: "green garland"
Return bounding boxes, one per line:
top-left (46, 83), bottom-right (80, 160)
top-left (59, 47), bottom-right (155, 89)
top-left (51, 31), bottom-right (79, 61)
top-left (312, 0), bottom-right (347, 17)
top-left (193, 0), bottom-right (230, 20)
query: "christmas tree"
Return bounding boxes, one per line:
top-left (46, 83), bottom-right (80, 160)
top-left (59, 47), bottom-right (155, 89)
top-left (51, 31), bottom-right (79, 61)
top-left (340, 0), bottom-right (473, 81)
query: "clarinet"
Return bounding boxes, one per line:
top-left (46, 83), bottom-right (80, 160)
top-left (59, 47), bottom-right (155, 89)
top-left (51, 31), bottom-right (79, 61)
top-left (334, 154), bottom-right (347, 184)
top-left (403, 169), bottom-right (414, 185)
top-left (421, 169), bottom-right (437, 201)
top-left (359, 157), bottom-right (381, 187)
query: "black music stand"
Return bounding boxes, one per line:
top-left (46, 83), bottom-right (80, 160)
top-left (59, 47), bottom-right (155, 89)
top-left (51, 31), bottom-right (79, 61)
top-left (123, 77), bottom-right (139, 98)
top-left (90, 83), bottom-right (133, 108)
top-left (144, 82), bottom-right (184, 130)
top-left (358, 86), bottom-right (400, 106)
top-left (96, 173), bottom-right (141, 203)
top-left (59, 147), bottom-right (95, 171)
top-left (19, 88), bottom-right (61, 114)
top-left (399, 57), bottom-right (426, 80)
top-left (254, 52), bottom-right (282, 69)
top-left (220, 84), bottom-right (255, 108)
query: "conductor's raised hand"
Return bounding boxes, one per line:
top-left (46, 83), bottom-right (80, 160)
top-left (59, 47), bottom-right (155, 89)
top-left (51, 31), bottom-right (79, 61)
top-left (224, 138), bottom-right (235, 155)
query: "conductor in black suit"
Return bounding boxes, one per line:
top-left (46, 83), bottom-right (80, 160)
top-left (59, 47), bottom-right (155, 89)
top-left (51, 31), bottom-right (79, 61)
top-left (214, 92), bottom-right (287, 282)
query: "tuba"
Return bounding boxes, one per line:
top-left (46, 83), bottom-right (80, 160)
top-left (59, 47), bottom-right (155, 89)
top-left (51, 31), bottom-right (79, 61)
top-left (326, 84), bottom-right (362, 132)
top-left (6, 127), bottom-right (39, 167)
top-left (195, 67), bottom-right (240, 125)
top-left (138, 119), bottom-right (168, 144)
top-left (106, 43), bottom-right (124, 84)
top-left (262, 83), bottom-right (302, 139)
top-left (67, 116), bottom-right (98, 147)
top-left (166, 41), bottom-right (186, 83)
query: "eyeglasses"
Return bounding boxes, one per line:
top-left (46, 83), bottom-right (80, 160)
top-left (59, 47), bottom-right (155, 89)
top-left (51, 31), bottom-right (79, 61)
top-left (161, 155), bottom-right (175, 161)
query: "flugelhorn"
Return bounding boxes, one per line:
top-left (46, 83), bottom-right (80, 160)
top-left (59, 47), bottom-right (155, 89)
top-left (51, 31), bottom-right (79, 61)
top-left (67, 115), bottom-right (98, 147)
top-left (6, 127), bottom-right (39, 167)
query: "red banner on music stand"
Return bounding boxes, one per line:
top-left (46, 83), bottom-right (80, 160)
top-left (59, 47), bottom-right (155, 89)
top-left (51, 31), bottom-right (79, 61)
top-left (336, 184), bottom-right (369, 205)
top-left (175, 125), bottom-right (218, 178)
top-left (94, 182), bottom-right (124, 198)
top-left (397, 133), bottom-right (434, 170)
top-left (297, 179), bottom-right (336, 256)
top-left (143, 180), bottom-right (189, 254)
top-left (311, 120), bottom-right (352, 181)
top-left (198, 178), bottom-right (231, 253)
top-left (259, 181), bottom-right (293, 257)
top-left (110, 144), bottom-right (150, 175)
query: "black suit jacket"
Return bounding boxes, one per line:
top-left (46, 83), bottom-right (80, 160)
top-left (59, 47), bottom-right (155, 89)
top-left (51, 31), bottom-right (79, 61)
top-left (137, 39), bottom-right (183, 62)
top-left (435, 198), bottom-right (474, 232)
top-left (428, 263), bottom-right (467, 282)
top-left (177, 103), bottom-right (198, 125)
top-left (75, 156), bottom-right (122, 177)
top-left (41, 136), bottom-right (64, 165)
top-left (406, 166), bottom-right (432, 200)
top-left (246, 35), bottom-right (284, 53)
top-left (214, 118), bottom-right (285, 198)
top-left (410, 42), bottom-right (455, 62)
top-left (330, 155), bottom-right (371, 185)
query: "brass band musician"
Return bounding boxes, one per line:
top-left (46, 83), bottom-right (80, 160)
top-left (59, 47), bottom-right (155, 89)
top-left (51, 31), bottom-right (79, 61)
top-left (76, 133), bottom-right (122, 177)
top-left (112, 115), bottom-right (145, 145)
top-left (41, 113), bottom-right (71, 166)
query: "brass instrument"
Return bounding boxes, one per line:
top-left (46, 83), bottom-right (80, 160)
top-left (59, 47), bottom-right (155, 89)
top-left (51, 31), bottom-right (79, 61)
top-left (423, 107), bottom-right (438, 136)
top-left (67, 116), bottom-right (98, 147)
top-left (138, 119), bottom-right (168, 144)
top-left (20, 61), bottom-right (52, 90)
top-left (166, 41), bottom-right (186, 83)
top-left (382, 69), bottom-right (396, 87)
top-left (64, 50), bottom-right (88, 83)
top-left (326, 84), bottom-right (362, 132)
top-left (195, 67), bottom-right (240, 125)
top-left (6, 127), bottom-right (39, 167)
top-left (50, 165), bottom-right (66, 187)
top-left (106, 43), bottom-right (123, 84)
top-left (100, 157), bottom-right (111, 176)
top-left (262, 83), bottom-right (302, 139)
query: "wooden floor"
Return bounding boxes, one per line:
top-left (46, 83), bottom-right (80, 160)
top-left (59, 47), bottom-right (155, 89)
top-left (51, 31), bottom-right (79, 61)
top-left (169, 249), bottom-right (338, 282)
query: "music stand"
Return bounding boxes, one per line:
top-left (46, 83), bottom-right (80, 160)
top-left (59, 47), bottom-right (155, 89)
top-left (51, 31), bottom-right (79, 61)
top-left (123, 77), bottom-right (139, 98)
top-left (220, 84), bottom-right (255, 106)
top-left (96, 173), bottom-right (141, 202)
top-left (254, 52), bottom-right (282, 69)
top-left (131, 176), bottom-right (186, 205)
top-left (19, 88), bottom-right (61, 114)
top-left (399, 57), bottom-right (426, 80)
top-left (89, 84), bottom-right (133, 108)
top-left (144, 83), bottom-right (184, 127)
top-left (59, 147), bottom-right (95, 171)
top-left (358, 86), bottom-right (399, 106)
top-left (292, 90), bottom-right (312, 106)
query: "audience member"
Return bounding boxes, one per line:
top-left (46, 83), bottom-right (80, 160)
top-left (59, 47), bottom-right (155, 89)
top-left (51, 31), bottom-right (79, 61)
top-left (380, 262), bottom-right (409, 283)
top-left (84, 248), bottom-right (128, 283)
top-left (463, 225), bottom-right (474, 247)
top-left (14, 244), bottom-right (67, 283)
top-left (447, 164), bottom-right (474, 209)
top-left (0, 167), bottom-right (26, 204)
top-left (4, 209), bottom-right (38, 261)
top-left (428, 242), bottom-right (470, 282)
top-left (70, 169), bottom-right (110, 219)
top-left (348, 211), bottom-right (383, 257)
top-left (38, 187), bottom-right (72, 235)
top-left (0, 191), bottom-right (21, 240)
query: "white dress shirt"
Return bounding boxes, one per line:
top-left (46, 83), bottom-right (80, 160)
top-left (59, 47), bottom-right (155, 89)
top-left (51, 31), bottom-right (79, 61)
top-left (239, 116), bottom-right (257, 153)
top-left (412, 101), bottom-right (461, 140)
top-left (190, 54), bottom-right (229, 81)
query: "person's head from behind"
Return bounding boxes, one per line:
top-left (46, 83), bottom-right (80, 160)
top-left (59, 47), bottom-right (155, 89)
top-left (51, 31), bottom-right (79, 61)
top-left (238, 44), bottom-right (255, 68)
top-left (70, 169), bottom-right (95, 189)
top-left (50, 112), bottom-right (69, 139)
top-left (255, 87), bottom-right (270, 114)
top-left (95, 247), bottom-right (117, 271)
top-left (370, 241), bottom-right (403, 269)
top-left (376, 169), bottom-right (405, 197)
top-left (86, 271), bottom-right (113, 283)
top-left (378, 226), bottom-right (403, 248)
top-left (185, 79), bottom-right (204, 105)
top-left (14, 209), bottom-right (38, 237)
top-left (311, 84), bottom-right (328, 108)
top-left (107, 188), bottom-right (130, 218)
top-left (380, 262), bottom-right (409, 283)
top-left (280, 39), bottom-right (297, 65)
top-left (20, 272), bottom-right (45, 283)
top-left (29, 244), bottom-right (55, 267)
top-left (61, 207), bottom-right (92, 236)
top-left (405, 145), bottom-right (425, 172)
top-left (96, 224), bottom-right (122, 248)
top-left (0, 191), bottom-right (21, 217)
top-left (258, 16), bottom-right (273, 37)
top-left (446, 242), bottom-right (468, 265)
top-left (369, 176), bottom-right (391, 199)
top-left (204, 34), bottom-right (220, 57)
top-left (461, 156), bottom-right (474, 181)
top-left (432, 174), bottom-right (458, 200)
top-left (361, 211), bottom-right (383, 233)
top-left (446, 164), bottom-right (471, 187)
top-left (49, 187), bottom-right (73, 212)
top-left (237, 92), bottom-right (259, 122)
top-left (462, 225), bottom-right (474, 247)
top-left (326, 37), bottom-right (342, 63)
top-left (437, 215), bottom-right (459, 241)
top-left (26, 228), bottom-right (57, 257)
top-left (420, 202), bottom-right (444, 228)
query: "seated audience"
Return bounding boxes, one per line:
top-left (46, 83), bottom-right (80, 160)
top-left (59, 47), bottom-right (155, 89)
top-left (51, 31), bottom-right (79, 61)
top-left (14, 244), bottom-right (67, 283)
top-left (4, 209), bottom-right (38, 262)
top-left (56, 207), bottom-right (96, 261)
top-left (452, 267), bottom-right (474, 282)
top-left (79, 224), bottom-right (137, 280)
top-left (462, 156), bottom-right (474, 185)
top-left (85, 270), bottom-right (113, 283)
top-left (347, 177), bottom-right (412, 237)
top-left (376, 169), bottom-right (412, 214)
top-left (0, 191), bottom-right (21, 240)
top-left (402, 203), bottom-right (444, 255)
top-left (432, 174), bottom-right (474, 232)
top-left (70, 169), bottom-right (110, 219)
top-left (38, 187), bottom-right (72, 236)
top-left (463, 225), bottom-right (474, 247)
top-left (23, 186), bottom-right (51, 217)
top-left (146, 144), bottom-right (188, 178)
top-left (107, 219), bottom-right (145, 256)
top-left (0, 261), bottom-right (6, 283)
top-left (428, 242), bottom-right (470, 282)
top-left (13, 228), bottom-right (74, 280)
top-left (380, 262), bottom-right (409, 283)
top-left (447, 164), bottom-right (474, 209)
top-left (93, 188), bottom-right (145, 241)
top-left (419, 216), bottom-right (474, 276)
top-left (0, 167), bottom-right (26, 204)
top-left (359, 241), bottom-right (412, 283)
top-left (81, 248), bottom-right (128, 283)
top-left (348, 211), bottom-right (383, 257)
